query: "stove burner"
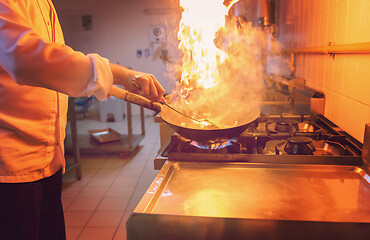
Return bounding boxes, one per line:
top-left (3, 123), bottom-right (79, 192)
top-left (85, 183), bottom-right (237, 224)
top-left (267, 119), bottom-right (299, 133)
top-left (172, 134), bottom-right (244, 154)
top-left (275, 120), bottom-right (298, 133)
top-left (178, 140), bottom-right (231, 154)
top-left (191, 140), bottom-right (234, 150)
top-left (297, 122), bottom-right (323, 134)
top-left (298, 122), bottom-right (315, 132)
top-left (287, 136), bottom-right (313, 144)
top-left (266, 119), bottom-right (322, 135)
top-left (284, 136), bottom-right (316, 155)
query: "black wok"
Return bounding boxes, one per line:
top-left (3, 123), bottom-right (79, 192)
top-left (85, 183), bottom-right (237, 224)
top-left (109, 86), bottom-right (259, 143)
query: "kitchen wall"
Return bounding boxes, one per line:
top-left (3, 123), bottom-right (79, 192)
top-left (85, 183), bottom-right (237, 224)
top-left (52, 0), bottom-right (369, 141)
top-left (53, 0), bottom-right (182, 114)
top-left (278, 0), bottom-right (370, 142)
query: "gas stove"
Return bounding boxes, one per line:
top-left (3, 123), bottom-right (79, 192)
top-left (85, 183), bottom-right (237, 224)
top-left (154, 113), bottom-right (363, 169)
top-left (130, 78), bottom-right (369, 240)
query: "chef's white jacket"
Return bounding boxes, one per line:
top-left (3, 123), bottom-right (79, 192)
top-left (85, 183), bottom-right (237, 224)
top-left (0, 0), bottom-right (113, 182)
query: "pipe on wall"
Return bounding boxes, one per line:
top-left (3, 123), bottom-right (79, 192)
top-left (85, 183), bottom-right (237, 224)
top-left (286, 42), bottom-right (370, 54)
top-left (285, 42), bottom-right (370, 76)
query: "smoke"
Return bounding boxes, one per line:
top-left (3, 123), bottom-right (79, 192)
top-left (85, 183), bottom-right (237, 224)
top-left (167, 2), bottom-right (270, 129)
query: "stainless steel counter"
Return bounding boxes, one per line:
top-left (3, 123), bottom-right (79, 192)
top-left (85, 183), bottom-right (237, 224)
top-left (127, 160), bottom-right (370, 239)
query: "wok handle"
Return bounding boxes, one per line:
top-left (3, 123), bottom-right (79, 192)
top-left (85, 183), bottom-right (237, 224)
top-left (108, 85), bottom-right (162, 112)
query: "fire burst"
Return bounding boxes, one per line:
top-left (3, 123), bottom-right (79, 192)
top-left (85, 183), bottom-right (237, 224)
top-left (178, 0), bottom-right (237, 94)
top-left (172, 0), bottom-right (265, 129)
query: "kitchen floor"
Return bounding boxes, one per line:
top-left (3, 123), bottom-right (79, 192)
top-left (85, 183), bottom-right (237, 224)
top-left (62, 111), bottom-right (161, 240)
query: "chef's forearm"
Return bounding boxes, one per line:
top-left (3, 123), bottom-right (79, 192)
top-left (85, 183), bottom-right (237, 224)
top-left (109, 62), bottom-right (139, 92)
top-left (110, 63), bottom-right (130, 86)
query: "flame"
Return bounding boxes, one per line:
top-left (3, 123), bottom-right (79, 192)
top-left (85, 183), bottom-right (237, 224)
top-left (191, 139), bottom-right (234, 150)
top-left (178, 0), bottom-right (236, 96)
top-left (171, 0), bottom-right (265, 129)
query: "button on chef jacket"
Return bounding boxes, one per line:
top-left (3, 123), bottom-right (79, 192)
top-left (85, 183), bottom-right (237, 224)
top-left (0, 0), bottom-right (113, 183)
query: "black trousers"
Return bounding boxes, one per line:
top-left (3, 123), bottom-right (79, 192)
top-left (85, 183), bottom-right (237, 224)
top-left (0, 169), bottom-right (66, 240)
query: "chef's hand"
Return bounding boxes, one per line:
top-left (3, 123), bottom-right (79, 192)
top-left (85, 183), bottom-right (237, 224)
top-left (127, 71), bottom-right (165, 102)
top-left (109, 63), bottom-right (165, 102)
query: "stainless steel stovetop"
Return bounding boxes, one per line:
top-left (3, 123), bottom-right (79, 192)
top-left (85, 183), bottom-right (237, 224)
top-left (154, 113), bottom-right (364, 169)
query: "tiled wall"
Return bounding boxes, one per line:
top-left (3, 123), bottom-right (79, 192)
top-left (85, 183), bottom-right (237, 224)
top-left (278, 0), bottom-right (370, 142)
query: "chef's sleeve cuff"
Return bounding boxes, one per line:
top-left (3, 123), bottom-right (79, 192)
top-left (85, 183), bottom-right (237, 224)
top-left (86, 53), bottom-right (113, 101)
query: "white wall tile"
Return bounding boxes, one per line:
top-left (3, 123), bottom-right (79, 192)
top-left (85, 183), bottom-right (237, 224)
top-left (326, 3), bottom-right (337, 44)
top-left (335, 0), bottom-right (349, 45)
top-left (355, 55), bottom-right (370, 106)
top-left (347, 0), bottom-right (363, 44)
top-left (332, 55), bottom-right (346, 94)
top-left (315, 55), bottom-right (325, 88)
top-left (342, 54), bottom-right (359, 100)
top-left (359, 0), bottom-right (370, 42)
top-left (279, 0), bottom-right (370, 142)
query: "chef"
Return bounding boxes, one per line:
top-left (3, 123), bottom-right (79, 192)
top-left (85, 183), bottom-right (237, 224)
top-left (0, 0), bottom-right (165, 239)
